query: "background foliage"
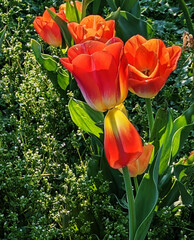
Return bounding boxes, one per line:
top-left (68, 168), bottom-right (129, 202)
top-left (0, 0), bottom-right (193, 239)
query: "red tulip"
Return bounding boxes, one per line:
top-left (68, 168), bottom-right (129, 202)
top-left (124, 35), bottom-right (181, 98)
top-left (33, 7), bottom-right (68, 47)
top-left (60, 38), bottom-right (128, 112)
top-left (67, 15), bottom-right (115, 44)
top-left (127, 144), bottom-right (154, 177)
top-left (104, 106), bottom-right (143, 169)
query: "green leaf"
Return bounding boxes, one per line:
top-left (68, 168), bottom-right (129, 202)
top-left (92, 0), bottom-right (102, 14)
top-left (150, 108), bottom-right (174, 175)
top-left (46, 7), bottom-right (72, 47)
top-left (68, 98), bottom-right (104, 138)
top-left (134, 147), bottom-right (162, 240)
top-left (66, 0), bottom-right (81, 22)
top-left (172, 123), bottom-right (193, 159)
top-left (57, 68), bottom-right (69, 91)
top-left (177, 181), bottom-right (193, 205)
top-left (31, 39), bottom-right (58, 71)
top-left (150, 105), bottom-right (194, 176)
top-left (159, 180), bottom-right (180, 208)
top-left (114, 10), bottom-right (151, 41)
top-left (106, 0), bottom-right (117, 11)
top-left (171, 103), bottom-right (194, 159)
top-left (120, 0), bottom-right (139, 14)
top-left (81, 0), bottom-right (94, 19)
top-left (150, 108), bottom-right (169, 154)
top-left (0, 26), bottom-right (6, 50)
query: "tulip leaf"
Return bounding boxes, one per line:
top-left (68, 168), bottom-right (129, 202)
top-left (106, 0), bottom-right (117, 11)
top-left (68, 98), bottom-right (104, 138)
top-left (177, 180), bottom-right (193, 205)
top-left (46, 7), bottom-right (72, 47)
top-left (150, 108), bottom-right (173, 175)
top-left (92, 0), bottom-right (102, 14)
top-left (31, 39), bottom-right (58, 71)
top-left (159, 180), bottom-right (180, 208)
top-left (171, 103), bottom-right (194, 159)
top-left (107, 0), bottom-right (140, 17)
top-left (150, 104), bottom-right (194, 177)
top-left (57, 68), bottom-right (69, 91)
top-left (172, 123), bottom-right (193, 159)
top-left (65, 0), bottom-right (81, 23)
top-left (0, 26), bottom-right (6, 50)
top-left (114, 10), bottom-right (151, 41)
top-left (134, 147), bottom-right (162, 240)
top-left (81, 0), bottom-right (94, 19)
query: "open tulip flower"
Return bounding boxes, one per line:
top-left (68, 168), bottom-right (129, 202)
top-left (67, 15), bottom-right (115, 44)
top-left (33, 7), bottom-right (68, 47)
top-left (124, 34), bottom-right (182, 98)
top-left (60, 37), bottom-right (128, 112)
top-left (127, 144), bottom-right (154, 177)
top-left (104, 105), bottom-right (143, 169)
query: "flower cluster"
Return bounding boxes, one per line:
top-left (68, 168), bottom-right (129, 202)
top-left (33, 1), bottom-right (181, 176)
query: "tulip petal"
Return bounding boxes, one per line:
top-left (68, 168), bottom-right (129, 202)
top-left (68, 15), bottom-right (115, 43)
top-left (67, 40), bottom-right (105, 62)
top-left (104, 108), bottom-right (143, 169)
top-left (60, 58), bottom-right (73, 73)
top-left (124, 34), bottom-right (147, 65)
top-left (127, 144), bottom-right (154, 177)
top-left (72, 51), bottom-right (119, 111)
top-left (167, 45), bottom-right (182, 69)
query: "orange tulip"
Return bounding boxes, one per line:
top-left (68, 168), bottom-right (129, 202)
top-left (127, 144), bottom-right (154, 177)
top-left (67, 15), bottom-right (115, 44)
top-left (33, 7), bottom-right (68, 47)
top-left (124, 35), bottom-right (181, 98)
top-left (59, 1), bottom-right (82, 13)
top-left (104, 106), bottom-right (143, 169)
top-left (60, 38), bottom-right (128, 112)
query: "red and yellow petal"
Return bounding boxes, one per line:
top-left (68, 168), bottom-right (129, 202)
top-left (104, 108), bottom-right (143, 169)
top-left (72, 51), bottom-right (119, 111)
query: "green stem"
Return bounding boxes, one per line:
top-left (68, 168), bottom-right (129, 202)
top-left (145, 98), bottom-right (154, 138)
top-left (123, 166), bottom-right (136, 240)
top-left (133, 177), bottom-right (139, 194)
top-left (177, 0), bottom-right (194, 35)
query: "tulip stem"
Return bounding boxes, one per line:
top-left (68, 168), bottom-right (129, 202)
top-left (122, 166), bottom-right (136, 240)
top-left (145, 98), bottom-right (154, 137)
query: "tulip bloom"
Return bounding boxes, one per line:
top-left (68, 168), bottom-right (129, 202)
top-left (33, 7), bottom-right (68, 47)
top-left (67, 15), bottom-right (115, 44)
top-left (60, 38), bottom-right (128, 112)
top-left (124, 35), bottom-right (182, 98)
top-left (127, 144), bottom-right (154, 177)
top-left (104, 106), bottom-right (143, 169)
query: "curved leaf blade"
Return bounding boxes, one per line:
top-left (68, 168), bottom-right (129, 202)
top-left (68, 98), bottom-right (104, 138)
top-left (31, 39), bottom-right (58, 71)
top-left (134, 147), bottom-right (162, 240)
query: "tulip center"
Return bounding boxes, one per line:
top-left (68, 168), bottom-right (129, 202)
top-left (142, 68), bottom-right (151, 76)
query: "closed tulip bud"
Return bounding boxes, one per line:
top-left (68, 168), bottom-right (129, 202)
top-left (104, 106), bottom-right (143, 169)
top-left (33, 7), bottom-right (68, 47)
